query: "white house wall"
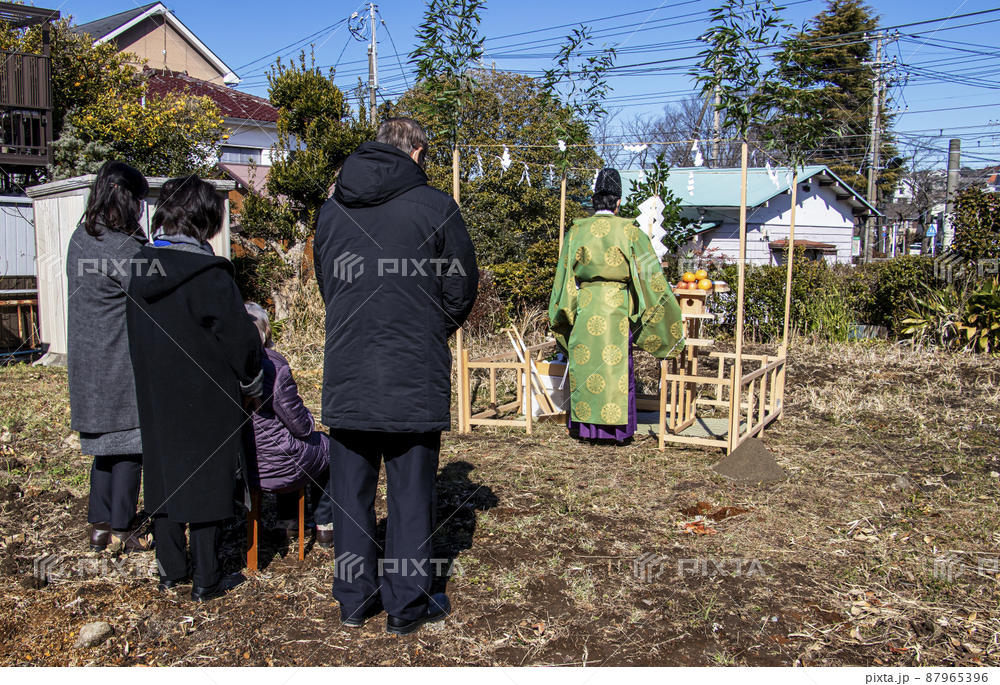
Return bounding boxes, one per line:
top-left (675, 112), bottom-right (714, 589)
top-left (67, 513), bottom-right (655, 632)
top-left (223, 118), bottom-right (280, 165)
top-left (693, 181), bottom-right (858, 266)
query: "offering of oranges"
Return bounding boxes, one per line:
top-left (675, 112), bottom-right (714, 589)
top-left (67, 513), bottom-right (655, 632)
top-left (676, 270), bottom-right (714, 291)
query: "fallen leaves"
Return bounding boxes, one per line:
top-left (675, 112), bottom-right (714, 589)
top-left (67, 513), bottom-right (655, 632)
top-left (679, 501), bottom-right (750, 521)
top-left (677, 501), bottom-right (751, 535)
top-left (677, 518), bottom-right (717, 535)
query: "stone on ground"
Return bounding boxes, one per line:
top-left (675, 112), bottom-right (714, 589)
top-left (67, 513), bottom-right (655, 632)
top-left (75, 621), bottom-right (113, 648)
top-left (712, 438), bottom-right (786, 483)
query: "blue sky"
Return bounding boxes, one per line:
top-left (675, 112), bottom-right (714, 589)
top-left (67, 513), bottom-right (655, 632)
top-left (65, 0), bottom-right (1000, 169)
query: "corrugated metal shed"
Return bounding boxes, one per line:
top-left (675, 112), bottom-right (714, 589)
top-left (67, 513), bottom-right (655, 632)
top-left (0, 196), bottom-right (36, 277)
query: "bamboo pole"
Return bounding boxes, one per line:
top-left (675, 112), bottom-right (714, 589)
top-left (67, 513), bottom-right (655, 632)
top-left (453, 146), bottom-right (467, 433)
top-left (558, 171), bottom-right (567, 252)
top-left (777, 171), bottom-right (798, 409)
top-left (727, 142), bottom-right (749, 453)
top-left (780, 173), bottom-right (798, 349)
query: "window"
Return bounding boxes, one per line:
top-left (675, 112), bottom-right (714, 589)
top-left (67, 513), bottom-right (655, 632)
top-left (220, 146), bottom-right (262, 165)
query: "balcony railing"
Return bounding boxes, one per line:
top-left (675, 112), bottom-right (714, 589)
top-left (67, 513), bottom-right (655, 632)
top-left (0, 51), bottom-right (52, 167)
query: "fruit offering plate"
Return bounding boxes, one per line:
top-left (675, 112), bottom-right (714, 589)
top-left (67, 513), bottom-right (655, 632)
top-left (672, 281), bottom-right (729, 295)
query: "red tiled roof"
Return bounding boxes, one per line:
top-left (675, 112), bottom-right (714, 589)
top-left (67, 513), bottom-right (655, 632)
top-left (145, 68), bottom-right (278, 123)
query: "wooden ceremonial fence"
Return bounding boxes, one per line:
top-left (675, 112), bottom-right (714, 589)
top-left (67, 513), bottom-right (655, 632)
top-left (451, 140), bottom-right (807, 456)
top-left (459, 330), bottom-right (565, 434)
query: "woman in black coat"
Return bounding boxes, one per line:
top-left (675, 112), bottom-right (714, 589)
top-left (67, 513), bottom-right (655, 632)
top-left (66, 161), bottom-right (152, 552)
top-left (126, 176), bottom-right (262, 601)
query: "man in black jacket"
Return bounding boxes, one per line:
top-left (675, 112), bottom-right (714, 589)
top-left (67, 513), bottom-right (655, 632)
top-left (314, 118), bottom-right (478, 635)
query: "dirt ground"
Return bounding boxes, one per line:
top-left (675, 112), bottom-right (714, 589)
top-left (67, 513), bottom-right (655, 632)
top-left (1, 340), bottom-right (998, 666)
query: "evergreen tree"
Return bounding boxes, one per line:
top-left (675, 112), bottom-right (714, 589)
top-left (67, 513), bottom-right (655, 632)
top-left (389, 69), bottom-right (601, 267)
top-left (235, 53), bottom-right (373, 315)
top-left (773, 0), bottom-right (900, 197)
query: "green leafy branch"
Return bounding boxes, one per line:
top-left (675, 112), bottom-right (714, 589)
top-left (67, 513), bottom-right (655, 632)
top-left (541, 25), bottom-right (616, 172)
top-left (693, 0), bottom-right (785, 142)
top-left (410, 0), bottom-right (487, 148)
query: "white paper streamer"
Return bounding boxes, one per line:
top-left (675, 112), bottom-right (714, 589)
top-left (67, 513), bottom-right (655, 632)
top-left (474, 149), bottom-right (485, 179)
top-left (766, 161), bottom-right (780, 187)
top-left (691, 139), bottom-right (704, 167)
top-left (519, 162), bottom-right (531, 187)
top-left (687, 170), bottom-right (695, 197)
top-left (499, 146), bottom-right (512, 173)
top-left (557, 139), bottom-right (567, 152)
top-left (622, 142), bottom-right (648, 153)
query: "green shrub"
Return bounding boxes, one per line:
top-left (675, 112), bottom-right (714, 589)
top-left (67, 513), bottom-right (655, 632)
top-left (489, 239), bottom-right (559, 310)
top-left (965, 278), bottom-right (1000, 353)
top-left (232, 252), bottom-right (292, 308)
top-left (898, 277), bottom-right (1000, 353)
top-left (711, 255), bottom-right (846, 342)
top-left (850, 256), bottom-right (935, 334)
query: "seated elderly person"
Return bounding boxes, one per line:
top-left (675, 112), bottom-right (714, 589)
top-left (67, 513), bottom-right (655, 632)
top-left (245, 303), bottom-right (333, 547)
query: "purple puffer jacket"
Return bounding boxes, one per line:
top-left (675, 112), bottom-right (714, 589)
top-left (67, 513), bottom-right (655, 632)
top-left (249, 348), bottom-right (330, 492)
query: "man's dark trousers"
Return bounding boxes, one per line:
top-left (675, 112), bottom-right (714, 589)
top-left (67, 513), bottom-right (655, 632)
top-left (331, 429), bottom-right (439, 623)
top-left (87, 454), bottom-right (142, 531)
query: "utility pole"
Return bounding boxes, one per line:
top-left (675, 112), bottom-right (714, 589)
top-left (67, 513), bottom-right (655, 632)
top-left (712, 86), bottom-right (721, 166)
top-left (943, 138), bottom-right (961, 250)
top-left (863, 32), bottom-right (885, 263)
top-left (367, 3), bottom-right (378, 126)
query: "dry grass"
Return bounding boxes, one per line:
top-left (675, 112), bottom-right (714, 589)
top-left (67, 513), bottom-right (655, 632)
top-left (1, 311), bottom-right (998, 665)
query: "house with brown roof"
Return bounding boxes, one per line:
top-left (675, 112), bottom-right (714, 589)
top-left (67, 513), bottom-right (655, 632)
top-left (73, 3), bottom-right (278, 205)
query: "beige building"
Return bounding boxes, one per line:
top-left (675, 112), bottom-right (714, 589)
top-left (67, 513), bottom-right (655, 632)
top-left (73, 2), bottom-right (239, 85)
top-left (73, 3), bottom-right (281, 214)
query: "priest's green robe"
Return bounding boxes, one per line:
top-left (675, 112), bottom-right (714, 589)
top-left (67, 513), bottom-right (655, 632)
top-left (548, 214), bottom-right (685, 425)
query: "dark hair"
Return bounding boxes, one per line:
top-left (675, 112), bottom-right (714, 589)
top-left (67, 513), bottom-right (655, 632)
top-left (376, 117), bottom-right (428, 167)
top-left (592, 192), bottom-right (620, 212)
top-left (83, 161), bottom-right (149, 238)
top-left (152, 176), bottom-right (223, 243)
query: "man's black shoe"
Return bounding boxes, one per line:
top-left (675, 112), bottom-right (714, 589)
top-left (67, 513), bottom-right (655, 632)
top-left (386, 593), bottom-right (450, 636)
top-left (340, 601), bottom-right (383, 628)
top-left (191, 572), bottom-right (245, 602)
top-left (89, 523), bottom-right (111, 552)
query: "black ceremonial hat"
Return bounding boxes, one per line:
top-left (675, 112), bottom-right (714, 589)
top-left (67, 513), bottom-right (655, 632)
top-left (594, 167), bottom-right (622, 196)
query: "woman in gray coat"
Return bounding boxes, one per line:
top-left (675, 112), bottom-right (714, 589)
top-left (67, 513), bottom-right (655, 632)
top-left (66, 161), bottom-right (152, 552)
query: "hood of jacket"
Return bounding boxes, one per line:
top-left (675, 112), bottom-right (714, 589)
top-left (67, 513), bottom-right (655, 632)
top-left (333, 141), bottom-right (428, 208)
top-left (130, 244), bottom-right (233, 301)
